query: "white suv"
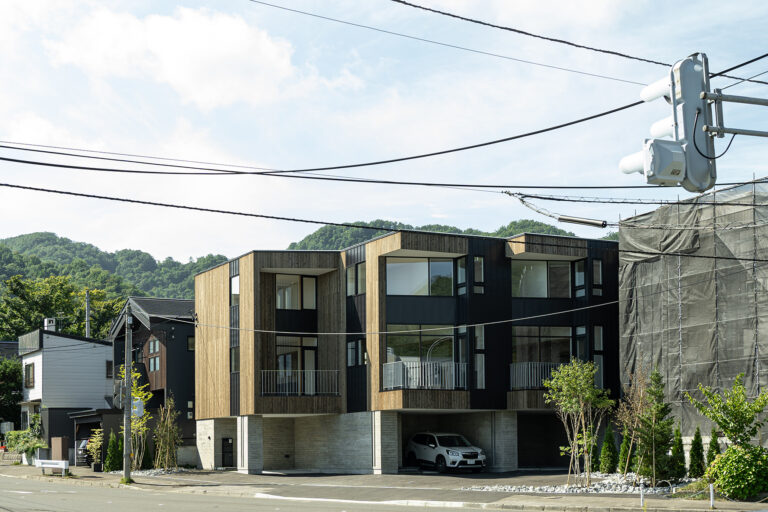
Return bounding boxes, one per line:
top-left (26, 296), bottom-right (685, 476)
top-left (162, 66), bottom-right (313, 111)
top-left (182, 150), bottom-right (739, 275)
top-left (405, 432), bottom-right (487, 472)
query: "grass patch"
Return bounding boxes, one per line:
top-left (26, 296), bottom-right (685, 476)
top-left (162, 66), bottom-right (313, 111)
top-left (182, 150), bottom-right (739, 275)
top-left (119, 477), bottom-right (134, 485)
top-left (669, 479), bottom-right (709, 500)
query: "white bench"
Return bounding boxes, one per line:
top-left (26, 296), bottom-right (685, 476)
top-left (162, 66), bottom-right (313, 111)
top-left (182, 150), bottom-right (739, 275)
top-left (34, 459), bottom-right (69, 476)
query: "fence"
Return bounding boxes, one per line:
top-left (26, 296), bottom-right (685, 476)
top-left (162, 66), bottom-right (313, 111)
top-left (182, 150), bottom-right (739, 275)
top-left (509, 361), bottom-right (559, 390)
top-left (260, 370), bottom-right (339, 396)
top-left (382, 361), bottom-right (467, 390)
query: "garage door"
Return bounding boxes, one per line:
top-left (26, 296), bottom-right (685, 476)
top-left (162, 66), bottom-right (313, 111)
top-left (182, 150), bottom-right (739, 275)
top-left (517, 412), bottom-right (569, 468)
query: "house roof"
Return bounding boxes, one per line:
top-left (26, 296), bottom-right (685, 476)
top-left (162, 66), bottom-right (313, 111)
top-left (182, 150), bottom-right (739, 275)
top-left (108, 296), bottom-right (194, 341)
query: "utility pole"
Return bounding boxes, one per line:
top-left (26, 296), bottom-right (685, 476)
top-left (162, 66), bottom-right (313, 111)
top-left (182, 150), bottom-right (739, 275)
top-left (85, 289), bottom-right (91, 338)
top-left (123, 303), bottom-right (132, 482)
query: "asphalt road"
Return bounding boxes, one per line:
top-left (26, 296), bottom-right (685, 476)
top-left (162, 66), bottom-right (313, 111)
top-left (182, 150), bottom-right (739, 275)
top-left (0, 476), bottom-right (431, 512)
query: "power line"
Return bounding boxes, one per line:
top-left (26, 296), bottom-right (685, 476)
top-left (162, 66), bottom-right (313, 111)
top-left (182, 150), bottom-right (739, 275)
top-left (0, 100), bottom-right (646, 175)
top-left (4, 180), bottom-right (768, 265)
top-left (390, 0), bottom-right (668, 66)
top-left (391, 0), bottom-right (768, 87)
top-left (245, 0), bottom-right (644, 85)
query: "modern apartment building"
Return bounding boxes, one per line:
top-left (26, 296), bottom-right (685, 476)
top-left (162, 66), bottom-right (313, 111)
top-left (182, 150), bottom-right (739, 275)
top-left (195, 230), bottom-right (618, 473)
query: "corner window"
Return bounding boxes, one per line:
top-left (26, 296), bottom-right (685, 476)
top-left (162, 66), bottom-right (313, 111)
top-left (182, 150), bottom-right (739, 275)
top-left (346, 267), bottom-right (356, 297)
top-left (474, 326), bottom-right (485, 389)
top-left (357, 263), bottom-right (366, 294)
top-left (473, 256), bottom-right (484, 282)
top-left (592, 259), bottom-right (603, 296)
top-left (24, 363), bottom-right (35, 388)
top-left (511, 260), bottom-right (572, 298)
top-left (276, 275), bottom-right (316, 310)
top-left (187, 336), bottom-right (195, 352)
top-left (106, 360), bottom-right (113, 379)
top-left (593, 326), bottom-right (604, 388)
top-left (230, 275), bottom-right (240, 307)
top-left (457, 258), bottom-right (466, 285)
top-left (386, 258), bottom-right (453, 296)
top-left (575, 260), bottom-right (586, 298)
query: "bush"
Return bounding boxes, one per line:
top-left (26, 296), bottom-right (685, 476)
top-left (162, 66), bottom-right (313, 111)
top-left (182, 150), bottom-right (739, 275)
top-left (4, 428), bottom-right (47, 457)
top-left (705, 445), bottom-right (768, 500)
top-left (599, 422), bottom-right (618, 473)
top-left (688, 426), bottom-right (706, 479)
top-left (669, 424), bottom-right (686, 480)
top-left (707, 428), bottom-right (721, 466)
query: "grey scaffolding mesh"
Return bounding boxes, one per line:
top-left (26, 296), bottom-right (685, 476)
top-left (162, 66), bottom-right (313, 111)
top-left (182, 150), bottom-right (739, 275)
top-left (619, 179), bottom-right (768, 444)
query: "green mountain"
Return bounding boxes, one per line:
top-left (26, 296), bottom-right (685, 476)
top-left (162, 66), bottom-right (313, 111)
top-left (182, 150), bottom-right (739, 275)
top-left (0, 233), bottom-right (227, 299)
top-left (288, 219), bottom-right (576, 250)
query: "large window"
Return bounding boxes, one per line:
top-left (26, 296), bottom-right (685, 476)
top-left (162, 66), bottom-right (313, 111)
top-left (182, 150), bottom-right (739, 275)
top-left (511, 260), bottom-right (572, 298)
top-left (24, 363), bottom-right (34, 388)
top-left (574, 260), bottom-right (586, 297)
top-left (386, 258), bottom-right (453, 296)
top-left (275, 336), bottom-right (317, 372)
top-left (276, 274), bottom-right (316, 310)
top-left (592, 259), bottom-right (603, 296)
top-left (385, 325), bottom-right (454, 363)
top-left (473, 256), bottom-right (485, 294)
top-left (511, 326), bottom-right (571, 364)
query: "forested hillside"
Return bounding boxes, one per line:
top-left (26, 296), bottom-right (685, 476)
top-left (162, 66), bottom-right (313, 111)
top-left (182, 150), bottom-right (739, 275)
top-left (287, 219), bottom-right (576, 250)
top-left (0, 233), bottom-right (227, 299)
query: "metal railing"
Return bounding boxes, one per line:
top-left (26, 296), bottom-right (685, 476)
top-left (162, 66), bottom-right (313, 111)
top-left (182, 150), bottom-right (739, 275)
top-left (509, 361), bottom-right (560, 390)
top-left (382, 361), bottom-right (467, 390)
top-left (260, 370), bottom-right (339, 396)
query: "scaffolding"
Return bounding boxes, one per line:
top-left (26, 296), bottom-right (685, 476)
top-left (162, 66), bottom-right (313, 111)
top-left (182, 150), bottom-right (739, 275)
top-left (619, 180), bottom-right (768, 442)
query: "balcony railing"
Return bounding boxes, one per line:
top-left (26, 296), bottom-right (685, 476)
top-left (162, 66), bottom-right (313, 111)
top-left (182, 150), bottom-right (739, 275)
top-left (382, 361), bottom-right (467, 390)
top-left (509, 362), bottom-right (560, 390)
top-left (260, 370), bottom-right (339, 396)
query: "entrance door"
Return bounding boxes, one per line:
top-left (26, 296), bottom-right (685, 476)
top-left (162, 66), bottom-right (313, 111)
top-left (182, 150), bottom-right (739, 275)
top-left (221, 437), bottom-right (234, 467)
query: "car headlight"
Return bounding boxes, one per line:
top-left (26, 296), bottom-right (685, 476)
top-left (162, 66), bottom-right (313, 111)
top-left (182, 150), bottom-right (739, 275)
top-left (479, 449), bottom-right (486, 456)
top-left (446, 449), bottom-right (460, 457)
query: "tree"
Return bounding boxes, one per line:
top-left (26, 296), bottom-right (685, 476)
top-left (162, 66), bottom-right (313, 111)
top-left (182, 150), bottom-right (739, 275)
top-left (615, 365), bottom-right (649, 476)
top-left (599, 422), bottom-right (618, 474)
top-left (87, 429), bottom-right (103, 466)
top-left (104, 431), bottom-right (120, 472)
top-left (544, 358), bottom-right (614, 486)
top-left (707, 427), bottom-right (721, 466)
top-left (0, 357), bottom-right (22, 426)
top-left (635, 369), bottom-right (674, 486)
top-left (685, 373), bottom-right (768, 447)
top-left (0, 275), bottom-right (122, 340)
top-left (688, 426), bottom-right (706, 478)
top-left (118, 363), bottom-right (152, 471)
top-left (154, 396), bottom-right (183, 470)
top-left (669, 424), bottom-right (686, 480)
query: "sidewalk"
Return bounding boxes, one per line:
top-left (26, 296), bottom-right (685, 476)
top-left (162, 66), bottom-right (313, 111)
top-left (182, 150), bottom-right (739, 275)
top-left (1, 463), bottom-right (766, 511)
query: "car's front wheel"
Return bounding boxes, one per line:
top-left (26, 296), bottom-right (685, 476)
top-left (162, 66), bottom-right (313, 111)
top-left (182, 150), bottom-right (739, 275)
top-left (435, 455), bottom-right (447, 473)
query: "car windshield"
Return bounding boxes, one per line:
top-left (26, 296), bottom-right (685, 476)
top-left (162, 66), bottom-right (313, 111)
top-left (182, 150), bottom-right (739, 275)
top-left (437, 435), bottom-right (471, 447)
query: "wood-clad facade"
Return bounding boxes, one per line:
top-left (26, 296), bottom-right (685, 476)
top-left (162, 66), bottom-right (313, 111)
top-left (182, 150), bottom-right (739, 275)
top-left (194, 231), bottom-right (619, 472)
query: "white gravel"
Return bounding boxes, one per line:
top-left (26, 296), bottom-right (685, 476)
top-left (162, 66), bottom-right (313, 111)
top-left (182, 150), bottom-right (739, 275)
top-left (464, 472), bottom-right (695, 495)
top-left (107, 468), bottom-right (190, 477)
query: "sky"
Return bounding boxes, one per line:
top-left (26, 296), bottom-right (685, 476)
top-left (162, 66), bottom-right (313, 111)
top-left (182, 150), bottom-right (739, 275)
top-left (0, 0), bottom-right (766, 262)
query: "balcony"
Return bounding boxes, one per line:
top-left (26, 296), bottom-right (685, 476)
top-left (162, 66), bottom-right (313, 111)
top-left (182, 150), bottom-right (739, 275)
top-left (260, 370), bottom-right (340, 396)
top-left (509, 361), bottom-right (560, 390)
top-left (382, 361), bottom-right (467, 390)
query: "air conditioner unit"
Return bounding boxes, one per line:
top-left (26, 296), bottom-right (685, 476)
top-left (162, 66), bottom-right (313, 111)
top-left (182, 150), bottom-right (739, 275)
top-left (43, 318), bottom-right (56, 331)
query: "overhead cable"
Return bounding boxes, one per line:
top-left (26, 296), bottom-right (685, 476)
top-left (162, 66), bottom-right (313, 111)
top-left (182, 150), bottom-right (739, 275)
top-left (5, 181), bottom-right (768, 264)
top-left (246, 0), bottom-right (643, 85)
top-left (391, 0), bottom-right (768, 86)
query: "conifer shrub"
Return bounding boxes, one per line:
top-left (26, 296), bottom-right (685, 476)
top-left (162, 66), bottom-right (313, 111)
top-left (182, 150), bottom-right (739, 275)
top-left (706, 428), bottom-right (721, 466)
top-left (688, 426), bottom-right (706, 478)
top-left (669, 424), bottom-right (686, 480)
top-left (599, 422), bottom-right (618, 474)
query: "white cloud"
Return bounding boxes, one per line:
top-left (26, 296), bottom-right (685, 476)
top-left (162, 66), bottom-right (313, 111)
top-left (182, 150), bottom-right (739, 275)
top-left (44, 6), bottom-right (362, 110)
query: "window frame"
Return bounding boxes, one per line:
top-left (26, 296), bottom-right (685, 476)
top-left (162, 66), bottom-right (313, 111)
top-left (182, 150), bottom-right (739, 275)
top-left (386, 257), bottom-right (455, 297)
top-left (24, 363), bottom-right (34, 388)
top-left (187, 336), bottom-right (195, 352)
top-left (473, 326), bottom-right (485, 390)
top-left (592, 259), bottom-right (603, 296)
top-left (106, 360), bottom-right (113, 379)
top-left (511, 260), bottom-right (574, 299)
top-left (276, 274), bottom-right (317, 310)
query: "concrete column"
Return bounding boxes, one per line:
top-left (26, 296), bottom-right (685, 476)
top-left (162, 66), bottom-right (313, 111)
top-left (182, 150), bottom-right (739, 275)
top-left (491, 411), bottom-right (518, 472)
top-left (237, 415), bottom-right (263, 474)
top-left (372, 411), bottom-right (398, 474)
